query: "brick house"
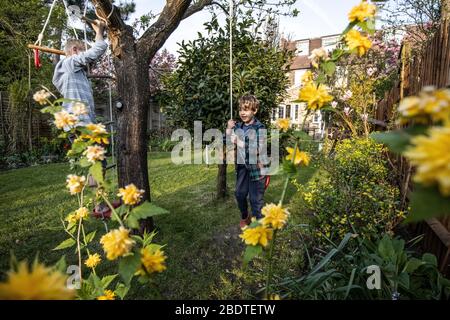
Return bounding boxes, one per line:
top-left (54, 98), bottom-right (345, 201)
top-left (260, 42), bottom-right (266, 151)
top-left (273, 34), bottom-right (341, 138)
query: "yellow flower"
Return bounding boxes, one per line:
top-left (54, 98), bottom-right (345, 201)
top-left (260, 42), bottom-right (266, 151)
top-left (100, 227), bottom-right (135, 260)
top-left (240, 225), bottom-right (273, 247)
top-left (84, 145), bottom-right (106, 163)
top-left (348, 1), bottom-right (377, 23)
top-left (84, 253), bottom-right (101, 269)
top-left (86, 123), bottom-right (108, 135)
top-left (345, 29), bottom-right (372, 57)
top-left (404, 126), bottom-right (450, 195)
top-left (66, 174), bottom-right (86, 195)
top-left (117, 184), bottom-right (145, 205)
top-left (301, 70), bottom-right (314, 85)
top-left (65, 213), bottom-right (78, 224)
top-left (0, 261), bottom-right (74, 300)
top-left (75, 207), bottom-right (89, 220)
top-left (80, 134), bottom-right (110, 145)
top-left (54, 111), bottom-right (78, 129)
top-left (139, 247), bottom-right (167, 275)
top-left (261, 203), bottom-right (289, 230)
top-left (33, 89), bottom-right (51, 105)
top-left (276, 118), bottom-right (290, 132)
top-left (398, 87), bottom-right (450, 123)
top-left (72, 102), bottom-right (89, 116)
top-left (97, 289), bottom-right (115, 300)
top-left (267, 294), bottom-right (281, 300)
top-left (299, 82), bottom-right (333, 110)
top-left (286, 147), bottom-right (310, 166)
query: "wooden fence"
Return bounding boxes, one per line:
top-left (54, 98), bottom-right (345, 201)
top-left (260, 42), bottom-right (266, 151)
top-left (375, 20), bottom-right (450, 276)
top-left (0, 91), bottom-right (55, 151)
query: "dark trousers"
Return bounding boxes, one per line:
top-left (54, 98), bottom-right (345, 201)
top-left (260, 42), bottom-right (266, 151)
top-left (235, 164), bottom-right (265, 220)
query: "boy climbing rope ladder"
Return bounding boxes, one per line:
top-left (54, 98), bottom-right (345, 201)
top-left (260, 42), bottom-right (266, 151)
top-left (53, 19), bottom-right (108, 193)
top-left (52, 19), bottom-right (107, 125)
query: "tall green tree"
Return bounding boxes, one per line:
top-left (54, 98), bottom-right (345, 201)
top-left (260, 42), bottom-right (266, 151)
top-left (161, 13), bottom-right (293, 197)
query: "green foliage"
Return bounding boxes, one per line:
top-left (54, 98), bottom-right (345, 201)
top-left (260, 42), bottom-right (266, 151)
top-left (299, 138), bottom-right (404, 243)
top-left (161, 13), bottom-right (292, 132)
top-left (125, 201), bottom-right (169, 229)
top-left (276, 233), bottom-right (450, 300)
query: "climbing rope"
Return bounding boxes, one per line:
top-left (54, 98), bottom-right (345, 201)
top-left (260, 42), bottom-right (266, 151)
top-left (229, 0), bottom-right (233, 119)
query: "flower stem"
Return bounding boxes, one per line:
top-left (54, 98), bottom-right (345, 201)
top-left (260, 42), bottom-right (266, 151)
top-left (76, 218), bottom-right (83, 282)
top-left (101, 193), bottom-right (124, 228)
top-left (265, 229), bottom-right (278, 298)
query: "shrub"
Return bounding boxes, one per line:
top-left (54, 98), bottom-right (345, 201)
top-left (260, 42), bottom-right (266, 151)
top-left (275, 233), bottom-right (450, 300)
top-left (298, 137), bottom-right (405, 243)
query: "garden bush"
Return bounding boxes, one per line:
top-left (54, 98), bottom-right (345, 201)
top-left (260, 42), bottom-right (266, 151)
top-left (275, 233), bottom-right (450, 300)
top-left (296, 137), bottom-right (405, 243)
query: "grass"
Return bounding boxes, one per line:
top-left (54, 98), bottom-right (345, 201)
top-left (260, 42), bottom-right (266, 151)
top-left (0, 152), bottom-right (317, 299)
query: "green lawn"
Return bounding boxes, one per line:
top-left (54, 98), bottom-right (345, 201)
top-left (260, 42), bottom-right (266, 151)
top-left (0, 152), bottom-right (316, 299)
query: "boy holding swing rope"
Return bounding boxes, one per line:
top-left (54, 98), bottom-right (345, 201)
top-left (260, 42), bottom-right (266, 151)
top-left (53, 19), bottom-right (108, 194)
top-left (52, 19), bottom-right (107, 126)
top-left (226, 95), bottom-right (270, 229)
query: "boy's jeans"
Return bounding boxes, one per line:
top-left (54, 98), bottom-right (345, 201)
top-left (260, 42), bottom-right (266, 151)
top-left (235, 164), bottom-right (265, 220)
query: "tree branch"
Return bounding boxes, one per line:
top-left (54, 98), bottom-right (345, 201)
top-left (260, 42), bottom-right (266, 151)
top-left (90, 0), bottom-right (127, 31)
top-left (137, 0), bottom-right (192, 58)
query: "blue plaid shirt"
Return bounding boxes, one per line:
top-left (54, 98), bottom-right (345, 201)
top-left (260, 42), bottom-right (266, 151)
top-left (52, 40), bottom-right (108, 125)
top-left (226, 118), bottom-right (270, 181)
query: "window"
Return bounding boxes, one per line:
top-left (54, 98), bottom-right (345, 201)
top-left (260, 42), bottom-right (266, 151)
top-left (294, 69), bottom-right (306, 86)
top-left (285, 105), bottom-right (291, 119)
top-left (322, 36), bottom-right (339, 53)
top-left (272, 108), bottom-right (277, 121)
top-left (313, 111), bottom-right (321, 123)
top-left (295, 105), bottom-right (299, 120)
top-left (296, 40), bottom-right (309, 56)
top-left (279, 106), bottom-right (284, 118)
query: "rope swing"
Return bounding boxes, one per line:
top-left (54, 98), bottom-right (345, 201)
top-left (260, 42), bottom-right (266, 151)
top-left (229, 0), bottom-right (233, 119)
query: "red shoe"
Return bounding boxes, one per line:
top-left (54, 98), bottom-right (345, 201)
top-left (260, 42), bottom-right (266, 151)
top-left (240, 215), bottom-right (252, 229)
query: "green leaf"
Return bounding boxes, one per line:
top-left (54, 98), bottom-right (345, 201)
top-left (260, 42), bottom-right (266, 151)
top-left (243, 245), bottom-right (263, 266)
top-left (71, 140), bottom-right (90, 154)
top-left (114, 283), bottom-right (130, 300)
top-left (404, 258), bottom-right (424, 273)
top-left (118, 252), bottom-right (141, 285)
top-left (370, 126), bottom-right (428, 154)
top-left (405, 184), bottom-right (450, 222)
top-left (79, 157), bottom-right (91, 168)
top-left (85, 231), bottom-right (96, 244)
top-left (310, 233), bottom-right (353, 275)
top-left (89, 161), bottom-right (104, 185)
top-left (40, 105), bottom-right (62, 114)
top-left (397, 272), bottom-right (410, 289)
top-left (422, 253), bottom-right (438, 267)
top-left (378, 235), bottom-right (395, 260)
top-left (321, 61), bottom-right (336, 76)
top-left (53, 238), bottom-right (76, 251)
top-left (101, 275), bottom-right (117, 289)
top-left (53, 255), bottom-right (67, 273)
top-left (341, 21), bottom-right (358, 35)
top-left (125, 201), bottom-right (169, 229)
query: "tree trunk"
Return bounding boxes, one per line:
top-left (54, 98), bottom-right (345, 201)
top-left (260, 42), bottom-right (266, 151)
top-left (217, 163), bottom-right (228, 198)
top-left (113, 27), bottom-right (153, 233)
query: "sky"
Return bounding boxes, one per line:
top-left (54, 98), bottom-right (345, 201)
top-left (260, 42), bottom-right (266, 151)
top-left (127, 0), bottom-right (362, 55)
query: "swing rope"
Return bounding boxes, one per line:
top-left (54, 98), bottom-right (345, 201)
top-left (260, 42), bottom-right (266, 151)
top-left (229, 0), bottom-right (233, 119)
top-left (35, 0), bottom-right (58, 46)
top-left (61, 0), bottom-right (79, 39)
